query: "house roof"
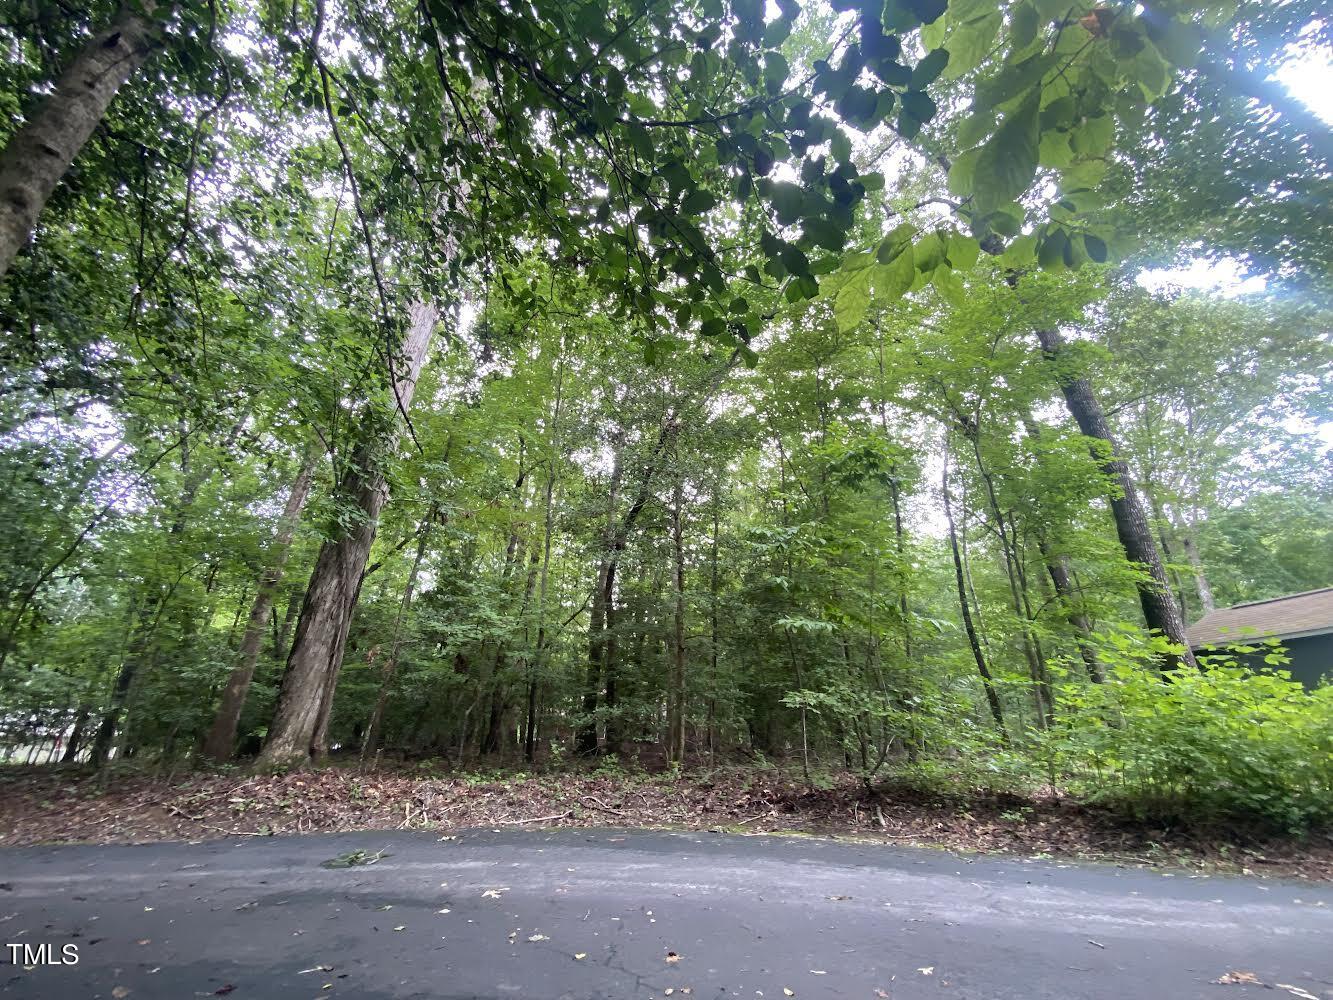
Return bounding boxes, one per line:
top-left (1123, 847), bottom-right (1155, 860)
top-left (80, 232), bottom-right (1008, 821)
top-left (1187, 587), bottom-right (1333, 647)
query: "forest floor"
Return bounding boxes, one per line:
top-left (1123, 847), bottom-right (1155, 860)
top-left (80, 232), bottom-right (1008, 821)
top-left (2, 762), bottom-right (1330, 881)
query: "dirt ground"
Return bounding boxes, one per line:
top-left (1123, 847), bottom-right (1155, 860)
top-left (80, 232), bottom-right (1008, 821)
top-left (2, 762), bottom-right (1330, 881)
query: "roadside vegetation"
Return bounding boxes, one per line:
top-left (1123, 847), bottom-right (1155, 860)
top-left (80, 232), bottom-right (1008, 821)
top-left (0, 0), bottom-right (1329, 858)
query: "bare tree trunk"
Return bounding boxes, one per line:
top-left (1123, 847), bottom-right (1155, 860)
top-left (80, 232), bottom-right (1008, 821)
top-left (667, 477), bottom-right (687, 765)
top-left (360, 514), bottom-right (432, 761)
top-left (1172, 510), bottom-right (1216, 615)
top-left (578, 435), bottom-right (624, 756)
top-left (259, 301), bottom-right (437, 768)
top-left (1040, 542), bottom-right (1105, 683)
top-left (62, 707), bottom-right (90, 763)
top-left (707, 497), bottom-right (720, 760)
top-left (943, 450), bottom-right (1006, 736)
top-left (1035, 329), bottom-right (1196, 670)
top-left (0, 3), bottom-right (164, 280)
top-left (202, 447), bottom-right (319, 760)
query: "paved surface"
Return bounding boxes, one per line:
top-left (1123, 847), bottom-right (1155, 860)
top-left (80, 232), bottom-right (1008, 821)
top-left (1, 828), bottom-right (1330, 999)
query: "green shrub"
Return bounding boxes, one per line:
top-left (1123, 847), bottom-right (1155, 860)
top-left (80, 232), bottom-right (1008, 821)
top-left (1043, 652), bottom-right (1332, 831)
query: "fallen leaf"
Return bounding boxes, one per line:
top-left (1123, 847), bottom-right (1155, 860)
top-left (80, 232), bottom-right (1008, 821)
top-left (482, 888), bottom-right (509, 899)
top-left (112, 989), bottom-right (130, 999)
top-left (527, 933), bottom-right (549, 942)
top-left (137, 939), bottom-right (151, 946)
top-left (574, 953), bottom-right (587, 961)
top-left (1214, 971), bottom-right (1261, 985)
top-left (874, 991), bottom-right (890, 999)
top-left (917, 967), bottom-right (934, 976)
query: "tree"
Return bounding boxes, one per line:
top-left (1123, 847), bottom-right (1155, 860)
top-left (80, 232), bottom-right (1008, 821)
top-left (0, 2), bottom-right (165, 279)
top-left (202, 445), bottom-right (320, 761)
top-left (1035, 326), bottom-right (1196, 670)
top-left (258, 302), bottom-right (438, 768)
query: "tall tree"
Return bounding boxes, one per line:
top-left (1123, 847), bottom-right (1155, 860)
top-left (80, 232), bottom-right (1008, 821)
top-left (258, 302), bottom-right (437, 768)
top-left (0, 3), bottom-right (165, 279)
top-left (1035, 327), bottom-right (1196, 669)
top-left (202, 446), bottom-right (320, 761)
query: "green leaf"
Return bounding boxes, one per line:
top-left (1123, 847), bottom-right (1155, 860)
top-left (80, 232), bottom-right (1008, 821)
top-left (1038, 130), bottom-right (1073, 168)
top-left (1000, 233), bottom-right (1038, 266)
top-left (769, 182), bottom-right (804, 224)
top-left (913, 231), bottom-right (945, 272)
top-left (971, 99), bottom-right (1039, 213)
top-left (763, 52), bottom-right (790, 92)
top-left (1083, 233), bottom-right (1108, 262)
top-left (947, 146), bottom-right (980, 197)
top-left (834, 267), bottom-right (872, 332)
top-left (1062, 158), bottom-right (1108, 191)
top-left (680, 189), bottom-right (719, 215)
top-left (830, 129), bottom-right (852, 164)
top-left (974, 53), bottom-right (1056, 111)
top-left (911, 48), bottom-right (950, 89)
top-left (907, 0), bottom-right (947, 25)
top-left (1037, 227), bottom-right (1070, 271)
top-left (943, 13), bottom-right (1003, 80)
top-left (945, 233), bottom-right (980, 270)
top-left (876, 222), bottom-right (916, 263)
top-left (932, 263), bottom-right (965, 304)
top-left (1148, 17), bottom-right (1203, 68)
top-left (871, 244), bottom-right (915, 299)
top-left (1070, 115), bottom-right (1114, 157)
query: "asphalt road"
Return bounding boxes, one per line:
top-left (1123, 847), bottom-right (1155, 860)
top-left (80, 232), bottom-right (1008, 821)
top-left (1, 828), bottom-right (1330, 1000)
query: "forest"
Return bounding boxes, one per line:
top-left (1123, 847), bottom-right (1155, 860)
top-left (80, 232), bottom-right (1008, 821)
top-left (0, 0), bottom-right (1330, 843)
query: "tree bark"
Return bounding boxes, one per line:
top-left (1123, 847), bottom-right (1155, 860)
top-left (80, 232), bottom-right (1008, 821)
top-left (0, 3), bottom-right (164, 280)
top-left (201, 447), bottom-right (319, 761)
top-left (1040, 542), bottom-right (1105, 683)
top-left (1035, 329), bottom-right (1197, 670)
top-left (943, 451), bottom-right (1007, 736)
top-left (667, 476), bottom-right (687, 765)
top-left (1172, 510), bottom-right (1216, 615)
top-left (258, 301), bottom-right (437, 768)
top-left (360, 513), bottom-right (432, 761)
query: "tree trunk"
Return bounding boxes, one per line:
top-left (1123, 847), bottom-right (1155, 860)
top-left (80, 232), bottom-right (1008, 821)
top-left (1040, 542), bottom-right (1105, 683)
top-left (667, 477), bottom-right (687, 765)
top-left (943, 451), bottom-right (1006, 736)
top-left (258, 301), bottom-right (437, 768)
top-left (1035, 328), bottom-right (1196, 670)
top-left (360, 513), bottom-right (432, 761)
top-left (578, 435), bottom-right (625, 756)
top-left (0, 3), bottom-right (164, 280)
top-left (202, 447), bottom-right (319, 761)
top-left (1172, 510), bottom-right (1216, 616)
top-left (62, 707), bottom-right (90, 763)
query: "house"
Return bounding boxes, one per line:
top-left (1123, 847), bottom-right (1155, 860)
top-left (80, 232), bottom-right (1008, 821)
top-left (1186, 587), bottom-right (1333, 689)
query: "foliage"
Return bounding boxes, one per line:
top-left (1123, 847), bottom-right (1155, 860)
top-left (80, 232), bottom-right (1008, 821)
top-left (1043, 643), bottom-right (1333, 831)
top-left (0, 0), bottom-right (1329, 835)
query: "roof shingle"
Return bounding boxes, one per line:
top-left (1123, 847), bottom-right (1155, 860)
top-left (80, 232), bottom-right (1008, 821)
top-left (1186, 587), bottom-right (1333, 647)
